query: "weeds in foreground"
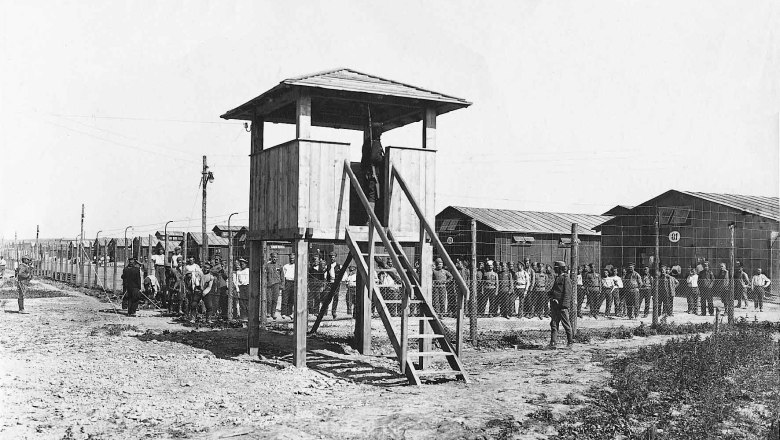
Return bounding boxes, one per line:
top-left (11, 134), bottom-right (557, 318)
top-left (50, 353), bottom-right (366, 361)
top-left (550, 327), bottom-right (780, 440)
top-left (89, 324), bottom-right (139, 336)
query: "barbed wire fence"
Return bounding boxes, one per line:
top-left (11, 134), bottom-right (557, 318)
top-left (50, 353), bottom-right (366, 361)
top-left (2, 205), bottom-right (777, 347)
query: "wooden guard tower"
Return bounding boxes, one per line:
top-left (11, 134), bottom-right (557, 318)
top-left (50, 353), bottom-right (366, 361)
top-left (221, 68), bottom-right (472, 385)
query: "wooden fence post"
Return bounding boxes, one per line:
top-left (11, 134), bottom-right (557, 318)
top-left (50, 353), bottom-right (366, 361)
top-left (470, 218), bottom-right (478, 345)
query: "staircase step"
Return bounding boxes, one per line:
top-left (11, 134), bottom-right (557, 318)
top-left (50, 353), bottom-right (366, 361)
top-left (375, 268), bottom-right (397, 272)
top-left (415, 369), bottom-right (463, 377)
top-left (383, 299), bottom-right (422, 304)
top-left (363, 253), bottom-right (390, 257)
top-left (408, 333), bottom-right (445, 339)
top-left (408, 351), bottom-right (455, 357)
top-left (407, 316), bottom-right (434, 321)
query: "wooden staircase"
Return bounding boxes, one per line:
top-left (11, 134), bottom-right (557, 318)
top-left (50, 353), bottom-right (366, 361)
top-left (312, 161), bottom-right (471, 385)
top-left (344, 227), bottom-right (469, 385)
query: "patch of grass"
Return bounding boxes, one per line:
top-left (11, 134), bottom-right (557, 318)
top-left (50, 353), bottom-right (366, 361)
top-left (550, 327), bottom-right (780, 440)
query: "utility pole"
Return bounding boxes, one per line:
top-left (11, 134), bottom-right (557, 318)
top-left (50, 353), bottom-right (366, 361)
top-left (79, 204), bottom-right (85, 286)
top-left (201, 156), bottom-right (214, 264)
top-left (35, 225), bottom-right (39, 261)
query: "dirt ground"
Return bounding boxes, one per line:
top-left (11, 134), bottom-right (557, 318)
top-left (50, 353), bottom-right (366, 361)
top-left (0, 278), bottom-right (756, 439)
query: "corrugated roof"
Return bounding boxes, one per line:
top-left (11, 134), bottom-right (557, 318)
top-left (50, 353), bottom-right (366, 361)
top-left (444, 206), bottom-right (610, 236)
top-left (284, 68), bottom-right (470, 106)
top-left (679, 191), bottom-right (779, 221)
top-left (186, 232), bottom-right (229, 246)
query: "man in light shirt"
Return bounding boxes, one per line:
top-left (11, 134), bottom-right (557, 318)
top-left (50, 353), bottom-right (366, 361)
top-left (170, 247), bottom-right (183, 268)
top-left (345, 266), bottom-right (357, 317)
top-left (686, 267), bottom-right (699, 314)
top-left (235, 258), bottom-right (250, 320)
top-left (151, 248), bottom-right (166, 291)
top-left (751, 268), bottom-right (771, 312)
top-left (514, 262), bottom-right (530, 318)
top-left (281, 254), bottom-right (296, 319)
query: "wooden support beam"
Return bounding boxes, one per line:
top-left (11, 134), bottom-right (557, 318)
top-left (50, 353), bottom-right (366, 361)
top-left (248, 240), bottom-right (262, 356)
top-left (296, 92), bottom-right (311, 140)
top-left (422, 108), bottom-right (436, 149)
top-left (293, 239), bottom-right (308, 367)
top-left (354, 264), bottom-right (371, 354)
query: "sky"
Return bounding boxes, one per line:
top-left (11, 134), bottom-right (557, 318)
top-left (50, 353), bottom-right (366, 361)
top-left (1, 0), bottom-right (778, 240)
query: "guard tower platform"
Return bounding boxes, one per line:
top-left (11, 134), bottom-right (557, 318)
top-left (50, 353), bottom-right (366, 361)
top-left (222, 68), bottom-right (473, 385)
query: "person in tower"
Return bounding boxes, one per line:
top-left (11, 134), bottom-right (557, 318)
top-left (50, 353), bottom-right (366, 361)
top-left (360, 114), bottom-right (385, 221)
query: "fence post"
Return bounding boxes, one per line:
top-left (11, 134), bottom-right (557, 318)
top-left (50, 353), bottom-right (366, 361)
top-left (112, 246), bottom-right (118, 295)
top-left (470, 218), bottom-right (478, 345)
top-left (728, 224), bottom-right (735, 325)
top-left (570, 223), bottom-right (578, 337)
top-left (653, 215), bottom-right (659, 328)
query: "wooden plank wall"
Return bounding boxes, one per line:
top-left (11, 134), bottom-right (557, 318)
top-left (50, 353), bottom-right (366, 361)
top-left (251, 139), bottom-right (350, 241)
top-left (297, 140), bottom-right (351, 240)
top-left (385, 147), bottom-right (436, 241)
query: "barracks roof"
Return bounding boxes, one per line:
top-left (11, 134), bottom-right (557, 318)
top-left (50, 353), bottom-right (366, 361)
top-left (679, 191), bottom-right (779, 221)
top-left (186, 232), bottom-right (230, 247)
top-left (439, 206), bottom-right (610, 236)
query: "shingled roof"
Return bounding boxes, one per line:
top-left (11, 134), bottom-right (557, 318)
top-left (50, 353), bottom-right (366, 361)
top-left (678, 191), bottom-right (779, 221)
top-left (221, 68), bottom-right (471, 131)
top-left (440, 206), bottom-right (610, 236)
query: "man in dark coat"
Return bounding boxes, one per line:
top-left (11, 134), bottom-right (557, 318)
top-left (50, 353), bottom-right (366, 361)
top-left (15, 256), bottom-right (32, 314)
top-left (548, 261), bottom-right (574, 348)
top-left (122, 257), bottom-right (143, 317)
top-left (698, 262), bottom-right (715, 316)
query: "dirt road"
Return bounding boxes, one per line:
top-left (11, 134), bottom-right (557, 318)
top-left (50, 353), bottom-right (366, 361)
top-left (0, 280), bottom-right (685, 439)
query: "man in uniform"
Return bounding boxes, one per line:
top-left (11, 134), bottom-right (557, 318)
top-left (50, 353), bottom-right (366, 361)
top-left (734, 264), bottom-right (750, 309)
top-left (480, 261), bottom-right (498, 317)
top-left (121, 256), bottom-right (143, 317)
top-left (623, 263), bottom-right (643, 319)
top-left (15, 256), bottom-right (32, 313)
top-left (345, 266), bottom-right (357, 317)
top-left (151, 248), bottom-right (166, 293)
top-left (531, 262), bottom-right (549, 319)
top-left (432, 257), bottom-right (453, 314)
top-left (547, 261), bottom-right (574, 349)
top-left (264, 252), bottom-right (283, 319)
top-left (657, 264), bottom-right (678, 316)
top-left (583, 263), bottom-right (601, 318)
top-left (715, 262), bottom-right (731, 317)
top-left (235, 258), bottom-right (250, 319)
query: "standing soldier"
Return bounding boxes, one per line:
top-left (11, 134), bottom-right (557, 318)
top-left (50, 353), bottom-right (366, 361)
top-left (698, 262), bottom-right (715, 316)
top-left (498, 261), bottom-right (514, 319)
top-left (685, 267), bottom-right (699, 314)
top-left (432, 257), bottom-right (453, 315)
top-left (475, 261), bottom-right (485, 315)
top-left (623, 263), bottom-right (643, 319)
top-left (15, 256), bottom-right (32, 314)
top-left (264, 253), bottom-right (283, 320)
top-left (513, 261), bottom-right (530, 318)
top-left (235, 258), bottom-right (250, 319)
top-left (750, 268), bottom-right (771, 312)
top-left (481, 261), bottom-right (498, 317)
top-left (151, 248), bottom-right (166, 291)
top-left (583, 264), bottom-right (601, 319)
top-left (345, 266), bottom-right (357, 317)
top-left (121, 256), bottom-right (142, 317)
top-left (657, 264), bottom-right (677, 316)
top-left (531, 262), bottom-right (549, 319)
top-left (547, 261), bottom-right (574, 349)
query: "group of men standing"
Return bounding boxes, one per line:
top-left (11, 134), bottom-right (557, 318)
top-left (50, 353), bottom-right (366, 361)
top-left (121, 247), bottom-right (251, 320)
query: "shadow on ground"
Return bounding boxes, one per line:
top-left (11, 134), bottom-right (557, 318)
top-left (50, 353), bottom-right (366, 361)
top-left (129, 325), bottom-right (408, 386)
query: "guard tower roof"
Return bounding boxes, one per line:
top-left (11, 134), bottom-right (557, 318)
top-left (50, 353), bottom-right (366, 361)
top-left (220, 68), bottom-right (472, 131)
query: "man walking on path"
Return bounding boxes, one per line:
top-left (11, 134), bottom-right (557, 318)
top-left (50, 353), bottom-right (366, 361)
top-left (121, 257), bottom-right (143, 317)
top-left (547, 261), bottom-right (573, 349)
top-left (15, 256), bottom-right (32, 313)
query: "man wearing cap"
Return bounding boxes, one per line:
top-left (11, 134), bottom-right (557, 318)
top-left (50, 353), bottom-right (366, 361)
top-left (170, 247), bottom-right (183, 268)
top-left (548, 261), bottom-right (574, 348)
top-left (121, 257), bottom-right (143, 317)
top-left (582, 264), bottom-right (601, 318)
top-left (656, 264), bottom-right (677, 316)
top-left (623, 263), bottom-right (643, 319)
top-left (323, 252), bottom-right (343, 319)
top-left (264, 253), bottom-right (283, 319)
top-left (15, 256), bottom-right (32, 313)
top-left (480, 261), bottom-right (498, 317)
top-left (432, 257), bottom-right (453, 315)
top-left (530, 262), bottom-right (549, 319)
top-left (698, 261), bottom-right (715, 316)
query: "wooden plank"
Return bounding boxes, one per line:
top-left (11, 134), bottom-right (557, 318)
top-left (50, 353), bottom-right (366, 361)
top-left (309, 142), bottom-right (321, 232)
top-left (298, 141), bottom-right (311, 232)
top-left (296, 92), bottom-right (311, 139)
top-left (293, 239), bottom-right (308, 367)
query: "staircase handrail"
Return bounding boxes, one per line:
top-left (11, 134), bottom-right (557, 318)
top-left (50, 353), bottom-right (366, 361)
top-left (389, 166), bottom-right (470, 305)
top-left (342, 162), bottom-right (414, 310)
